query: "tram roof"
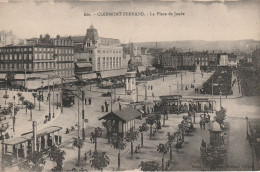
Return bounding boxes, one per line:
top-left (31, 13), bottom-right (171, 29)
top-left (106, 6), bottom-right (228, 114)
top-left (2, 126), bottom-right (62, 146)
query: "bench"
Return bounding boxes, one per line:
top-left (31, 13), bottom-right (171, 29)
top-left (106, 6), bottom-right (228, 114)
top-left (134, 144), bottom-right (141, 154)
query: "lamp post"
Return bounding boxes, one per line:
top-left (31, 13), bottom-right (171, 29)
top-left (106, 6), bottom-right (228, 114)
top-left (52, 82), bottom-right (55, 118)
top-left (219, 91), bottom-right (222, 109)
top-left (181, 74), bottom-right (183, 90)
top-left (48, 92), bottom-right (51, 121)
top-left (56, 93), bottom-right (59, 109)
top-left (169, 85), bottom-right (171, 95)
top-left (41, 81), bottom-right (44, 101)
top-left (193, 72), bottom-right (195, 83)
top-left (5, 76), bottom-right (7, 94)
top-left (12, 96), bottom-right (15, 134)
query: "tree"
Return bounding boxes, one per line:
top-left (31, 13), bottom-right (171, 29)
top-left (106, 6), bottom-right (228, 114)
top-left (3, 93), bottom-right (9, 105)
top-left (124, 129), bottom-right (139, 156)
top-left (7, 102), bottom-right (20, 117)
top-left (139, 161), bottom-right (160, 171)
top-left (18, 151), bottom-right (46, 172)
top-left (37, 94), bottom-right (43, 110)
top-left (23, 100), bottom-right (30, 114)
top-left (102, 120), bottom-right (112, 143)
top-left (19, 96), bottom-right (25, 108)
top-left (110, 134), bottom-right (126, 169)
top-left (27, 102), bottom-right (35, 121)
top-left (139, 123), bottom-right (149, 147)
top-left (32, 93), bottom-right (38, 106)
top-left (17, 92), bottom-right (22, 105)
top-left (48, 145), bottom-right (66, 171)
top-left (0, 108), bottom-right (10, 116)
top-left (72, 137), bottom-right (84, 166)
top-left (145, 115), bottom-right (156, 140)
top-left (90, 152), bottom-right (110, 172)
top-left (167, 132), bottom-right (177, 162)
top-left (90, 127), bottom-right (103, 152)
top-left (157, 143), bottom-right (169, 171)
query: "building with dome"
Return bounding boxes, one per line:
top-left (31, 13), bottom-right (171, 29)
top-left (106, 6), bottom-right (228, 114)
top-left (73, 25), bottom-right (127, 80)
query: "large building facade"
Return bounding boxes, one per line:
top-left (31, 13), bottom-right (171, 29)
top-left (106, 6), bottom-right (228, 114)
top-left (0, 36), bottom-right (75, 89)
top-left (73, 25), bottom-right (126, 79)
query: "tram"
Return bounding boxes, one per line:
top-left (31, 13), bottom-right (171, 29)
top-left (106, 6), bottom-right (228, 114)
top-left (62, 88), bottom-right (75, 107)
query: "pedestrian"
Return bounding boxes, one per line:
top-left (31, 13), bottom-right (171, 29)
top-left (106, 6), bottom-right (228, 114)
top-left (163, 77), bottom-right (164, 82)
top-left (119, 103), bottom-right (121, 110)
top-left (199, 119), bottom-right (202, 129)
top-left (105, 100), bottom-right (107, 106)
top-left (151, 85), bottom-right (153, 90)
top-left (193, 112), bottom-right (196, 123)
top-left (201, 139), bottom-right (206, 149)
top-left (101, 105), bottom-right (104, 112)
top-left (105, 103), bottom-right (108, 112)
top-left (152, 92), bottom-right (154, 98)
top-left (85, 98), bottom-right (87, 105)
top-left (89, 98), bottom-right (91, 105)
top-left (202, 120), bottom-right (205, 130)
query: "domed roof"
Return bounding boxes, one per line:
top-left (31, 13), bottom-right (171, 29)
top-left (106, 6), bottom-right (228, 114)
top-left (209, 121), bottom-right (222, 132)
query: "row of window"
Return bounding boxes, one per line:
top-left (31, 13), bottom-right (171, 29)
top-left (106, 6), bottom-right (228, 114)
top-left (56, 63), bottom-right (74, 69)
top-left (34, 47), bottom-right (54, 52)
top-left (96, 57), bottom-right (122, 70)
top-left (54, 48), bottom-right (73, 54)
top-left (0, 54), bottom-right (32, 61)
top-left (34, 53), bottom-right (54, 60)
top-left (0, 63), bottom-right (32, 70)
top-left (97, 49), bottom-right (122, 54)
top-left (0, 47), bottom-right (33, 52)
top-left (56, 56), bottom-right (74, 62)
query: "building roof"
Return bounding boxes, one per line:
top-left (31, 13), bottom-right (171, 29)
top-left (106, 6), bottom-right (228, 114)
top-left (99, 106), bottom-right (142, 122)
top-left (71, 36), bottom-right (85, 43)
top-left (3, 126), bottom-right (62, 145)
top-left (75, 62), bottom-right (92, 68)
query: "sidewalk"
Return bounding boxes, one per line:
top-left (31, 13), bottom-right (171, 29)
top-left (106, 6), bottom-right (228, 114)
top-left (0, 90), bottom-right (61, 137)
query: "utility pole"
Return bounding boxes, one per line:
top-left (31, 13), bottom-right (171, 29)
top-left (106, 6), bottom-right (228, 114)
top-left (12, 96), bottom-right (15, 134)
top-left (61, 78), bottom-right (63, 113)
top-left (177, 81), bottom-right (180, 113)
top-left (82, 90), bottom-right (85, 140)
top-left (136, 85), bottom-right (139, 102)
top-left (211, 79), bottom-right (214, 113)
top-left (32, 121), bottom-right (37, 152)
top-left (56, 93), bottom-right (59, 109)
top-left (48, 75), bottom-right (51, 121)
top-left (77, 90), bottom-right (81, 166)
top-left (220, 91), bottom-right (222, 109)
top-left (110, 86), bottom-right (113, 112)
top-left (53, 82), bottom-right (55, 118)
top-left (24, 67), bottom-right (27, 90)
top-left (181, 74), bottom-right (183, 90)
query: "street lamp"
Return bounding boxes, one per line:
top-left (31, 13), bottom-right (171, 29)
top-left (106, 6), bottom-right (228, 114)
top-left (181, 74), bottom-right (183, 90)
top-left (48, 92), bottom-right (51, 121)
top-left (5, 76), bottom-right (7, 94)
top-left (56, 93), bottom-right (59, 109)
top-left (12, 96), bottom-right (16, 134)
top-left (41, 81), bottom-right (44, 101)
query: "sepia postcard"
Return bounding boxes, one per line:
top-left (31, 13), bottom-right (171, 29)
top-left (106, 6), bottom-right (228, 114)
top-left (0, 0), bottom-right (259, 171)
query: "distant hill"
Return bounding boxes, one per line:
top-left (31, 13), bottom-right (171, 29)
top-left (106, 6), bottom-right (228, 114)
top-left (137, 40), bottom-right (260, 53)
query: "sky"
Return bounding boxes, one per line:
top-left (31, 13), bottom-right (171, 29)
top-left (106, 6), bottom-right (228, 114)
top-left (0, 1), bottom-right (259, 43)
